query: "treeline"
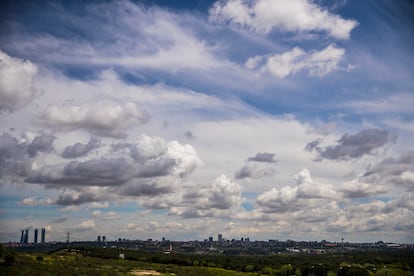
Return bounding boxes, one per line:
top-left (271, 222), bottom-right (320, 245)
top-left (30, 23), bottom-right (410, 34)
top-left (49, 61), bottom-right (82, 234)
top-left (77, 246), bottom-right (414, 275)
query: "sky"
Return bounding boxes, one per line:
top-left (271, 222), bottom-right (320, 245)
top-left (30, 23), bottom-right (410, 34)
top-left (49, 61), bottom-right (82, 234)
top-left (0, 0), bottom-right (413, 244)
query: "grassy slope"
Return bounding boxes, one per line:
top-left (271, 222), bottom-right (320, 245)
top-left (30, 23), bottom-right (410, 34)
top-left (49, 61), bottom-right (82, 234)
top-left (0, 249), bottom-right (250, 276)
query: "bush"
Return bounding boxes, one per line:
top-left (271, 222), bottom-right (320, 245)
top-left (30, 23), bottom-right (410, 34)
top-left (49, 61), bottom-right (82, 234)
top-left (4, 254), bottom-right (16, 266)
top-left (244, 264), bottom-right (255, 272)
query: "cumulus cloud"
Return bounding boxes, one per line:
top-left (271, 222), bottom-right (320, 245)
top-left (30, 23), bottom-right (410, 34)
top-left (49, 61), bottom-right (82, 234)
top-left (74, 219), bottom-right (95, 231)
top-left (314, 129), bottom-right (390, 160)
top-left (151, 174), bottom-right (242, 218)
top-left (27, 134), bottom-right (55, 157)
top-left (19, 197), bottom-right (53, 206)
top-left (39, 100), bottom-right (150, 138)
top-left (165, 140), bottom-right (204, 177)
top-left (23, 134), bottom-right (203, 205)
top-left (61, 138), bottom-right (100, 159)
top-left (247, 152), bottom-right (277, 163)
top-left (364, 151), bottom-right (414, 178)
top-left (209, 0), bottom-right (358, 39)
top-left (0, 132), bottom-right (55, 182)
top-left (92, 210), bottom-right (120, 221)
top-left (26, 158), bottom-right (134, 187)
top-left (0, 50), bottom-right (38, 112)
top-left (246, 44), bottom-right (345, 78)
top-left (54, 189), bottom-right (110, 206)
top-left (0, 133), bottom-right (22, 173)
top-left (130, 135), bottom-right (168, 161)
top-left (26, 155), bottom-right (178, 188)
top-left (294, 169), bottom-right (337, 199)
top-left (340, 179), bottom-right (388, 198)
top-left (117, 179), bottom-right (175, 197)
top-left (328, 193), bottom-right (414, 234)
top-left (208, 174), bottom-right (242, 209)
top-left (256, 169), bottom-right (337, 213)
top-left (361, 151), bottom-right (414, 191)
top-left (88, 202), bottom-right (109, 209)
top-left (256, 185), bottom-right (301, 213)
top-left (127, 134), bottom-right (203, 178)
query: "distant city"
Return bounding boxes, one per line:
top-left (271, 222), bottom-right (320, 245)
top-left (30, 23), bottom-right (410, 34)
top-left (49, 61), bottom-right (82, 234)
top-left (4, 230), bottom-right (413, 255)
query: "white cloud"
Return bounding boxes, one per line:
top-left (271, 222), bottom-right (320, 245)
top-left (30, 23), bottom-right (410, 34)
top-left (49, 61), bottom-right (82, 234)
top-left (209, 174), bottom-right (242, 209)
top-left (246, 44), bottom-right (345, 78)
top-left (0, 50), bottom-right (38, 112)
top-left (340, 179), bottom-right (388, 198)
top-left (19, 196), bottom-right (53, 206)
top-left (256, 168), bottom-right (338, 213)
top-left (88, 202), bottom-right (109, 209)
top-left (143, 174), bottom-right (242, 218)
top-left (92, 210), bottom-right (120, 221)
top-left (132, 135), bottom-right (168, 161)
top-left (23, 134), bottom-right (204, 207)
top-left (210, 0), bottom-right (358, 39)
top-left (39, 99), bottom-right (149, 138)
top-left (74, 219), bottom-right (96, 231)
top-left (166, 140), bottom-right (204, 177)
top-left (295, 169), bottom-right (338, 199)
top-left (8, 2), bottom-right (228, 74)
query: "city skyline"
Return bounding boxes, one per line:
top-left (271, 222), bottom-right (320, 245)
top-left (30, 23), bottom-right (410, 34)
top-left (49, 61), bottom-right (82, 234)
top-left (0, 0), bottom-right (413, 244)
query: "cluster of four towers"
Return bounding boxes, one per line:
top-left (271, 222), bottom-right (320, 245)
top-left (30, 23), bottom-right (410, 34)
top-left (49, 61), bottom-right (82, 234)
top-left (20, 228), bottom-right (46, 244)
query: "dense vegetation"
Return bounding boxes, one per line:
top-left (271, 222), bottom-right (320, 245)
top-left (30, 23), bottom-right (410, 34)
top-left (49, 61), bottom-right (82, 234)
top-left (1, 244), bottom-right (413, 275)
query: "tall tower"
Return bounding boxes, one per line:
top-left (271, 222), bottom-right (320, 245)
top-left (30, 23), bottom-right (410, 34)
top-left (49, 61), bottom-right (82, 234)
top-left (34, 229), bottom-right (39, 244)
top-left (66, 230), bottom-right (70, 243)
top-left (24, 229), bottom-right (29, 244)
top-left (20, 230), bottom-right (24, 244)
top-left (218, 234), bottom-right (223, 243)
top-left (41, 228), bottom-right (46, 243)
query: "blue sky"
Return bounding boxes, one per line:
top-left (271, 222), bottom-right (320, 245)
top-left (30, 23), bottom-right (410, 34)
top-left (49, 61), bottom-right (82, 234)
top-left (0, 0), bottom-right (413, 243)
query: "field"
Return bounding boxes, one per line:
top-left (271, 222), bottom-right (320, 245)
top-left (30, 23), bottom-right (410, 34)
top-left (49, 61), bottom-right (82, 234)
top-left (1, 246), bottom-right (413, 275)
top-left (0, 247), bottom-right (248, 276)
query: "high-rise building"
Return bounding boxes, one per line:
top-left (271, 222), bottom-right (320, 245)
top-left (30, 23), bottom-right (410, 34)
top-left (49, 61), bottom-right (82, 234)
top-left (34, 229), bottom-right (38, 244)
top-left (102, 236), bottom-right (106, 242)
top-left (24, 229), bottom-right (29, 244)
top-left (97, 235), bottom-right (101, 242)
top-left (20, 230), bottom-right (24, 244)
top-left (41, 228), bottom-right (46, 243)
top-left (218, 234), bottom-right (223, 243)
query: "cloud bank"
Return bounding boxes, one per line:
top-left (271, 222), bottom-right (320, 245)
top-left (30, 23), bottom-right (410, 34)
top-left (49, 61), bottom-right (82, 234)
top-left (209, 0), bottom-right (358, 39)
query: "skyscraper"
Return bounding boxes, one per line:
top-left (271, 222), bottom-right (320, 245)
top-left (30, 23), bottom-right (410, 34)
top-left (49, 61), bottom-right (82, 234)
top-left (24, 229), bottom-right (29, 244)
top-left (41, 228), bottom-right (46, 243)
top-left (20, 230), bottom-right (24, 244)
top-left (218, 234), bottom-right (223, 243)
top-left (34, 229), bottom-right (38, 244)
